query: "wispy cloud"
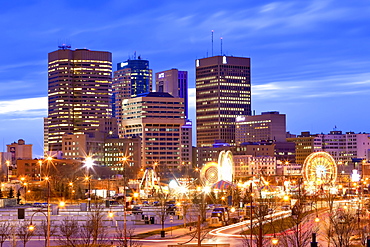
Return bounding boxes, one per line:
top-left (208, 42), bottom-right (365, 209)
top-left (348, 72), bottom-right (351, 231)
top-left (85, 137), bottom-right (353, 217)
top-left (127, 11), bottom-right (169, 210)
top-left (0, 97), bottom-right (47, 115)
top-left (253, 72), bottom-right (370, 100)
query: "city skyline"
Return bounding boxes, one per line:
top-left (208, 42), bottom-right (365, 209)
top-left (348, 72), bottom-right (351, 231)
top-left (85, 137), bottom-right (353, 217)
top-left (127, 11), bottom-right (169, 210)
top-left (0, 0), bottom-right (369, 156)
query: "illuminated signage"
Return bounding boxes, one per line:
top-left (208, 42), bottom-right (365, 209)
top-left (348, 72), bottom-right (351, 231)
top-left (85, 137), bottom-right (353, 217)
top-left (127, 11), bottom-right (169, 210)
top-left (158, 73), bottom-right (165, 78)
top-left (222, 56), bottom-right (227, 64)
top-left (236, 116), bottom-right (245, 122)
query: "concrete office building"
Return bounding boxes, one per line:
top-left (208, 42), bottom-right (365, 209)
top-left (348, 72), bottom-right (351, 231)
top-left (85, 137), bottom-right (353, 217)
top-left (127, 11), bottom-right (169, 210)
top-left (234, 155), bottom-right (277, 179)
top-left (113, 58), bottom-right (152, 137)
top-left (47, 47), bottom-right (112, 152)
top-left (155, 69), bottom-right (188, 118)
top-left (121, 92), bottom-right (186, 176)
top-left (288, 130), bottom-right (370, 166)
top-left (196, 56), bottom-right (251, 147)
top-left (7, 139), bottom-right (33, 166)
top-left (196, 143), bottom-right (275, 168)
top-left (235, 111), bottom-right (286, 144)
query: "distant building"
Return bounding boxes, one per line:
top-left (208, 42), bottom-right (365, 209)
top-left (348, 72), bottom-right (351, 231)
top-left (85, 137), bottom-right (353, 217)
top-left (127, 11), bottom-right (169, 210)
top-left (0, 152), bottom-right (12, 181)
top-left (16, 158), bottom-right (114, 180)
top-left (234, 155), bottom-right (277, 179)
top-left (180, 120), bottom-right (193, 174)
top-left (103, 136), bottom-right (141, 179)
top-left (287, 132), bottom-right (320, 165)
top-left (47, 48), bottom-right (112, 152)
top-left (121, 92), bottom-right (186, 176)
top-left (196, 56), bottom-right (251, 147)
top-left (196, 143), bottom-right (275, 168)
top-left (113, 58), bottom-right (153, 136)
top-left (155, 68), bottom-right (188, 118)
top-left (235, 111), bottom-right (286, 144)
top-left (62, 118), bottom-right (119, 164)
top-left (7, 139), bottom-right (32, 166)
top-left (287, 131), bottom-right (370, 166)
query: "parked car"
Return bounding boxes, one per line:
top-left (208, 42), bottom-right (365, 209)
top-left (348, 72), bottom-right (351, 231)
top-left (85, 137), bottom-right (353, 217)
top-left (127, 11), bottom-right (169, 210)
top-left (212, 207), bottom-right (229, 221)
top-left (132, 206), bottom-right (143, 215)
top-left (166, 206), bottom-right (177, 215)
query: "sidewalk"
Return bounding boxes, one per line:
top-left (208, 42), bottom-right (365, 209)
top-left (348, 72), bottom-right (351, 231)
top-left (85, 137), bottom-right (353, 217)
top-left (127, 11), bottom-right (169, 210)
top-left (143, 225), bottom-right (193, 240)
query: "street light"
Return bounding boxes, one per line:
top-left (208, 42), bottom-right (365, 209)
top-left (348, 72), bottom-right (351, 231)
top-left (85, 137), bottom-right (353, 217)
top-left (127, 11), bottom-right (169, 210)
top-left (121, 156), bottom-right (129, 247)
top-left (85, 156), bottom-right (94, 211)
top-left (271, 236), bottom-right (279, 245)
top-left (38, 160), bottom-right (42, 181)
top-left (44, 176), bottom-right (51, 247)
top-left (6, 160), bottom-right (10, 182)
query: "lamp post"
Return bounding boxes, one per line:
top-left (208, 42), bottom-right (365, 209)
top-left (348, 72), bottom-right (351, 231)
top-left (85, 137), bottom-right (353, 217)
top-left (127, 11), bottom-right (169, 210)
top-left (121, 156), bottom-right (129, 247)
top-left (44, 176), bottom-right (51, 247)
top-left (38, 160), bottom-right (42, 181)
top-left (6, 160), bottom-right (10, 182)
top-left (85, 156), bottom-right (94, 211)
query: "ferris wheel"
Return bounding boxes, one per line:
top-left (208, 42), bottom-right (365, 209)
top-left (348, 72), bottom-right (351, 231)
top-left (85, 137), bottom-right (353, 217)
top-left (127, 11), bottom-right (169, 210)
top-left (200, 162), bottom-right (219, 185)
top-left (302, 151), bottom-right (337, 186)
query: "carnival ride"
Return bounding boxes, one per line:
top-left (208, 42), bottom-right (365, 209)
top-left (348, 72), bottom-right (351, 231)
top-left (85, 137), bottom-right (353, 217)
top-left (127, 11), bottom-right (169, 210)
top-left (302, 151), bottom-right (337, 187)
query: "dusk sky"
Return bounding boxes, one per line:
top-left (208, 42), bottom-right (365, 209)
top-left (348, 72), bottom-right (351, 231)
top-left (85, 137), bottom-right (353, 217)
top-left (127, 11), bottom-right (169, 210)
top-left (0, 0), bottom-right (369, 157)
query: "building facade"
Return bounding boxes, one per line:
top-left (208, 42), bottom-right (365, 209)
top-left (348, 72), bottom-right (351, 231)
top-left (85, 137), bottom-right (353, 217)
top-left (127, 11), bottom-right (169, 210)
top-left (196, 143), bottom-right (275, 168)
top-left (196, 56), bottom-right (251, 147)
top-left (7, 139), bottom-right (33, 166)
top-left (47, 48), bottom-right (112, 152)
top-left (288, 130), bottom-right (370, 166)
top-left (121, 92), bottom-right (186, 175)
top-left (103, 136), bottom-right (141, 179)
top-left (155, 69), bottom-right (188, 118)
top-left (235, 111), bottom-right (286, 144)
top-left (113, 58), bottom-right (152, 137)
top-left (234, 155), bottom-right (277, 179)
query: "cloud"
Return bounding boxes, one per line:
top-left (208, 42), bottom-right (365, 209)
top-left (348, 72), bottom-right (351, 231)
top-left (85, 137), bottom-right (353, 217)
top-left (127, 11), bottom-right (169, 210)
top-left (0, 97), bottom-right (47, 115)
top-left (252, 72), bottom-right (370, 100)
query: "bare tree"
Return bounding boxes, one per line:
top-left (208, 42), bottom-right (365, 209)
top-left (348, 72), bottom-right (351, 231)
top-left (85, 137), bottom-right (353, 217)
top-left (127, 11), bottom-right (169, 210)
top-left (325, 210), bottom-right (357, 247)
top-left (0, 221), bottom-right (11, 247)
top-left (37, 220), bottom-right (58, 247)
top-left (57, 217), bottom-right (80, 247)
top-left (181, 215), bottom-right (214, 246)
top-left (240, 206), bottom-right (273, 247)
top-left (153, 186), bottom-right (171, 236)
top-left (115, 225), bottom-right (142, 247)
top-left (278, 194), bottom-right (315, 247)
top-left (80, 203), bottom-right (108, 246)
top-left (16, 220), bottom-right (35, 247)
top-left (191, 189), bottom-right (207, 223)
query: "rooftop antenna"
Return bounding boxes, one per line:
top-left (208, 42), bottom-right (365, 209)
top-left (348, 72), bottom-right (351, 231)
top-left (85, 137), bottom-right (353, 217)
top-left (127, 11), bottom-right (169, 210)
top-left (211, 30), bottom-right (214, 57)
top-left (134, 51), bottom-right (137, 60)
top-left (220, 37), bottom-right (223, 55)
top-left (58, 43), bottom-right (71, 50)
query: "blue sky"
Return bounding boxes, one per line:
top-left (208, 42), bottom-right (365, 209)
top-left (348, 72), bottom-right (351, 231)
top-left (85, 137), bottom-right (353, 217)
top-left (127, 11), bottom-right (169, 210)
top-left (0, 0), bottom-right (369, 157)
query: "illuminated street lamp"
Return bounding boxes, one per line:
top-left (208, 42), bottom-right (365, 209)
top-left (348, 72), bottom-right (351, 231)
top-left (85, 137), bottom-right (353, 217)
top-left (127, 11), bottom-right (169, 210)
top-left (121, 156), bottom-right (129, 247)
top-left (6, 160), bottom-right (10, 182)
top-left (38, 160), bottom-right (42, 181)
top-left (44, 176), bottom-right (51, 247)
top-left (271, 236), bottom-right (279, 245)
top-left (85, 156), bottom-right (94, 211)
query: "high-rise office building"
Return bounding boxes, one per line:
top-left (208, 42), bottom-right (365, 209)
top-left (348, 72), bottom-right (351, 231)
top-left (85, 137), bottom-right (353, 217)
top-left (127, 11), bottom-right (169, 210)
top-left (121, 92), bottom-right (186, 176)
top-left (47, 48), bottom-right (112, 152)
top-left (155, 69), bottom-right (188, 118)
top-left (113, 58), bottom-right (152, 136)
top-left (196, 55), bottom-right (251, 147)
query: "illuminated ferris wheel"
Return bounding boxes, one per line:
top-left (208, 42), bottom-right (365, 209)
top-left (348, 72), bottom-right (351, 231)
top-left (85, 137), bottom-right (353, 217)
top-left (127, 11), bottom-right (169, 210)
top-left (302, 151), bottom-right (337, 186)
top-left (200, 163), bottom-right (219, 185)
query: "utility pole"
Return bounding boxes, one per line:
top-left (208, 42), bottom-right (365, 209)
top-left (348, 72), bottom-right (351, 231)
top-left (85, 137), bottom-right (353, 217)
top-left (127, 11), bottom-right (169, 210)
top-left (250, 183), bottom-right (253, 247)
top-left (197, 215), bottom-right (201, 247)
